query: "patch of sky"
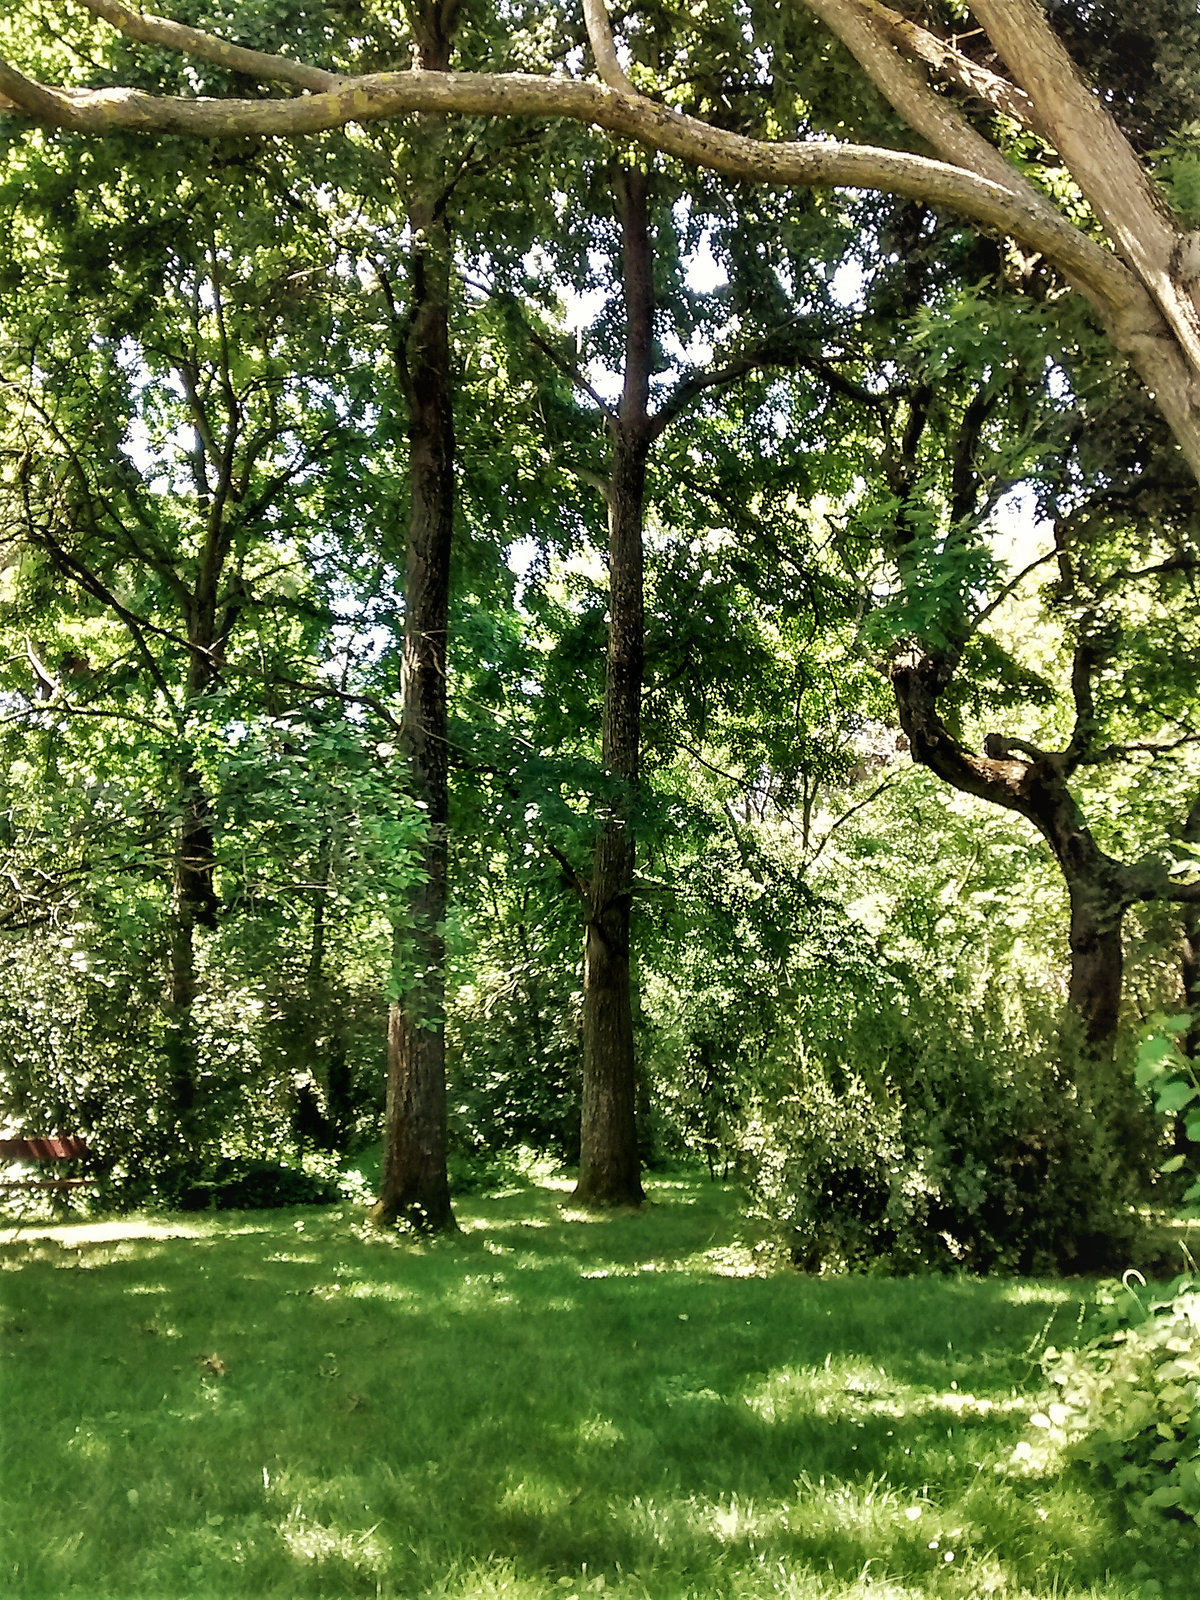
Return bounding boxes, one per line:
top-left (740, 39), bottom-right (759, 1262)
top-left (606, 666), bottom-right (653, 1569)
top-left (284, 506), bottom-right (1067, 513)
top-left (830, 256), bottom-right (867, 312)
top-left (1045, 360), bottom-right (1074, 402)
top-left (507, 536), bottom-right (540, 589)
top-left (990, 485), bottom-right (1049, 570)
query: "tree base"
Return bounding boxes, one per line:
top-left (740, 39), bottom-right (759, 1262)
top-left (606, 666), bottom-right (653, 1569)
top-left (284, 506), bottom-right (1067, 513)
top-left (570, 1177), bottom-right (645, 1209)
top-left (369, 1195), bottom-right (458, 1233)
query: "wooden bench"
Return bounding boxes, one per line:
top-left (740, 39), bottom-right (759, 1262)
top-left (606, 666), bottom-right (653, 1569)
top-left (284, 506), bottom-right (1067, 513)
top-left (0, 1136), bottom-right (91, 1193)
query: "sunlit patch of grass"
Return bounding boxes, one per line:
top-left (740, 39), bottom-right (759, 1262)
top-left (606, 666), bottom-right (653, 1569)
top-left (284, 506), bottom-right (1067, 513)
top-left (0, 1175), bottom-right (1191, 1598)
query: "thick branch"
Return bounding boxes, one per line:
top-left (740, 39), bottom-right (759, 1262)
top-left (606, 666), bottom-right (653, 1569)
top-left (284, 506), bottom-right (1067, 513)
top-left (0, 63), bottom-right (1134, 306)
top-left (799, 0), bottom-right (1043, 197)
top-left (4, 2), bottom-right (1200, 474)
top-left (854, 0), bottom-right (1044, 136)
top-left (892, 649), bottom-right (1123, 896)
top-left (76, 0), bottom-right (344, 92)
top-left (970, 0), bottom-right (1200, 385)
top-left (1064, 619), bottom-right (1105, 768)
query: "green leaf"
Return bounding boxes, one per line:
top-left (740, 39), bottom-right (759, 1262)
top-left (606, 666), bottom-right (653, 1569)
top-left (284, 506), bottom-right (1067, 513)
top-left (1155, 1080), bottom-right (1199, 1116)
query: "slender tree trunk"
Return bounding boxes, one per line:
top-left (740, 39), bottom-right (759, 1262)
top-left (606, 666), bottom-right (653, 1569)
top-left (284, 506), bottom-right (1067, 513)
top-left (574, 169), bottom-right (653, 1208)
top-left (373, 4), bottom-right (458, 1230)
top-left (373, 217), bottom-right (456, 1230)
top-left (164, 821), bottom-right (200, 1147)
top-left (164, 638), bottom-right (218, 1150)
top-left (309, 848), bottom-right (352, 1150)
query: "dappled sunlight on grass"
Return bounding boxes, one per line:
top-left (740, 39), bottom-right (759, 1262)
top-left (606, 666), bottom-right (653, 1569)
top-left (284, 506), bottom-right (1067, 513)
top-left (1, 1175), bottom-right (1191, 1598)
top-left (0, 1215), bottom-right (212, 1247)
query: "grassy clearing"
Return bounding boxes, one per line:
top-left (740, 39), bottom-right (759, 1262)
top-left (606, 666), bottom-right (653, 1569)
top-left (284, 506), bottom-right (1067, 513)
top-left (0, 1173), bottom-right (1190, 1599)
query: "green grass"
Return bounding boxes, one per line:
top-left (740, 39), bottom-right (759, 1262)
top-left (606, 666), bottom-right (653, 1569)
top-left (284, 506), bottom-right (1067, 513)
top-left (0, 1173), bottom-right (1191, 1599)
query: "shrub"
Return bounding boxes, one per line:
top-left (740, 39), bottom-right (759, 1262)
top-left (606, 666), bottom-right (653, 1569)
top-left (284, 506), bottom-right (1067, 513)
top-left (165, 1157), bottom-right (339, 1211)
top-left (1039, 1273), bottom-right (1200, 1528)
top-left (447, 1145), bottom-right (561, 1196)
top-left (742, 981), bottom-right (1143, 1274)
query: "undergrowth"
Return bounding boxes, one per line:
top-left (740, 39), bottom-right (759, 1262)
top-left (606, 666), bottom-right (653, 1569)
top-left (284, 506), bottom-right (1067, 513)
top-left (1036, 1271), bottom-right (1200, 1533)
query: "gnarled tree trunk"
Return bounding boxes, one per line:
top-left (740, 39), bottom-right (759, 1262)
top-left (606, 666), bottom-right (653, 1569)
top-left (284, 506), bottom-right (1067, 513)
top-left (892, 657), bottom-right (1134, 1064)
top-left (1066, 873), bottom-right (1126, 1054)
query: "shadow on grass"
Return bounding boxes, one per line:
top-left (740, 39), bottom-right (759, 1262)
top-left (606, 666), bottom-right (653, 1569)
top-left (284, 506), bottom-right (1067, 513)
top-left (0, 1177), bottom-right (1184, 1599)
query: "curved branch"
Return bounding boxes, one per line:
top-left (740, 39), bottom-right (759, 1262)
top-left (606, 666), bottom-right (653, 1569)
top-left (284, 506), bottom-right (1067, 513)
top-left (77, 0), bottom-right (344, 92)
top-left (582, 0), bottom-right (637, 98)
top-left (3, 3), bottom-right (1199, 475)
top-left (0, 61), bottom-right (1127, 304)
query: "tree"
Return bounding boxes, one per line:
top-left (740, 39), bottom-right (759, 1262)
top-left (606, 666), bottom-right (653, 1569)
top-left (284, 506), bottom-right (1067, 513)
top-left (0, 137), bottom-right (365, 1148)
top-left (5, 0), bottom-right (1200, 1200)
top-left (0, 120), bottom-right (437, 1171)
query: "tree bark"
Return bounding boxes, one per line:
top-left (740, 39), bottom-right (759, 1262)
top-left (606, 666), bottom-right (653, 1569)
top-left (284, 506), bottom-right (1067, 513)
top-left (163, 757), bottom-right (217, 1148)
top-left (163, 549), bottom-right (222, 1147)
top-left (574, 168), bottom-right (652, 1208)
top-left (1182, 797), bottom-right (1200, 1063)
top-left (1066, 872), bottom-right (1126, 1052)
top-left (372, 3), bottom-right (458, 1231)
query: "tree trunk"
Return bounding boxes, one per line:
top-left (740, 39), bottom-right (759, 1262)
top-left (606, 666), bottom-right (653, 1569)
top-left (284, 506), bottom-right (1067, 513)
top-left (163, 642), bottom-right (218, 1149)
top-left (574, 169), bottom-right (652, 1208)
top-left (1066, 874), bottom-right (1126, 1054)
top-left (892, 656), bottom-right (1134, 1065)
top-left (1182, 798), bottom-right (1200, 1062)
top-left (373, 6), bottom-right (458, 1230)
top-left (372, 223), bottom-right (456, 1229)
top-left (164, 821), bottom-right (200, 1149)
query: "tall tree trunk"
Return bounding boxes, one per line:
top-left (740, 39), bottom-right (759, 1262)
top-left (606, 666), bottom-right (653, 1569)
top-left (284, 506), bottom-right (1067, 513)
top-left (574, 169), bottom-right (653, 1207)
top-left (372, 2), bottom-right (458, 1230)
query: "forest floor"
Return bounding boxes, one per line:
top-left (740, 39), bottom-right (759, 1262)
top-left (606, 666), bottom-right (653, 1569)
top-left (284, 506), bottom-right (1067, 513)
top-left (0, 1172), bottom-right (1191, 1600)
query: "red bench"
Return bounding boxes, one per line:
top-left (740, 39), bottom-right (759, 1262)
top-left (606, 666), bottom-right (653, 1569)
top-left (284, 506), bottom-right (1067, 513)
top-left (0, 1137), bottom-right (91, 1193)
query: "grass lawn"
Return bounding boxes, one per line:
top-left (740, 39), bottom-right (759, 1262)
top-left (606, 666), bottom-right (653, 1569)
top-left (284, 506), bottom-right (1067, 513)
top-left (0, 1172), bottom-right (1191, 1599)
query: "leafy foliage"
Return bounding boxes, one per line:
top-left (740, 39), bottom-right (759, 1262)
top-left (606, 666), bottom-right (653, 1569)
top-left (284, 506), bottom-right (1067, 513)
top-left (1138, 1013), bottom-right (1200, 1204)
top-left (742, 979), bottom-right (1141, 1275)
top-left (1039, 1273), bottom-right (1200, 1531)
